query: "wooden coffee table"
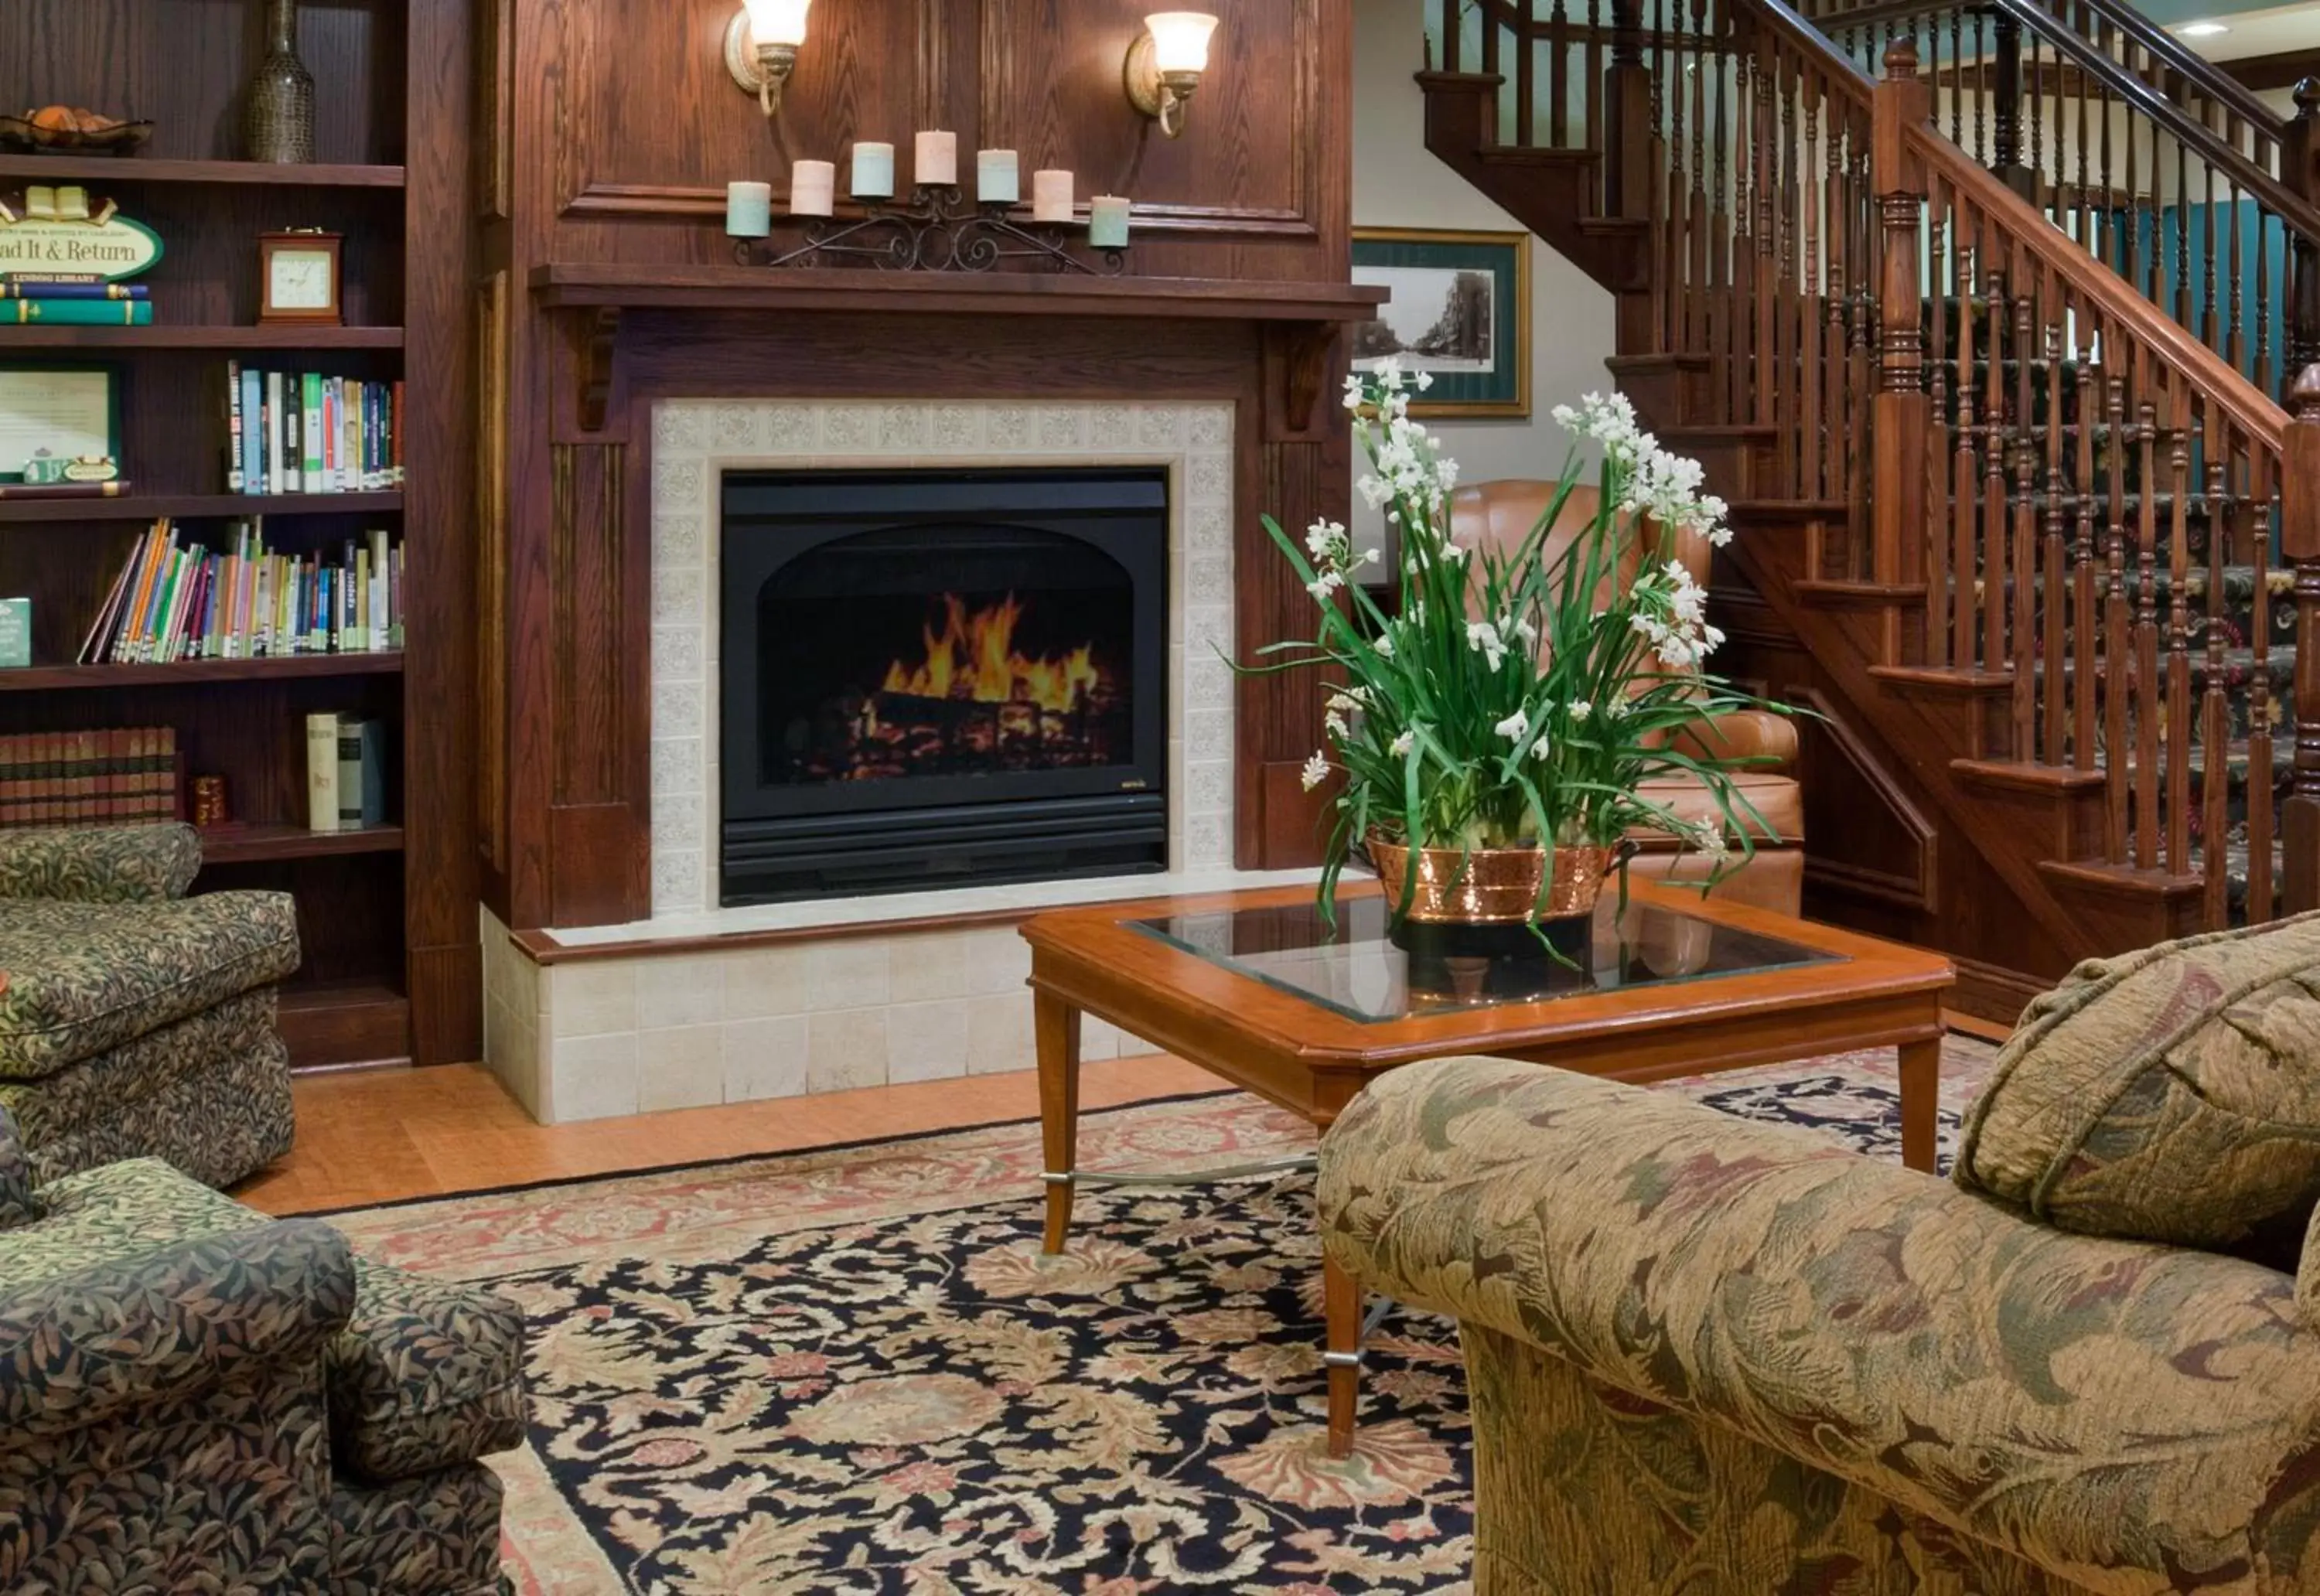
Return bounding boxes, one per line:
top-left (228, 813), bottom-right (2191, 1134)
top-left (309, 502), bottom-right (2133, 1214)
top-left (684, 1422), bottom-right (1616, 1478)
top-left (1021, 876), bottom-right (1955, 1456)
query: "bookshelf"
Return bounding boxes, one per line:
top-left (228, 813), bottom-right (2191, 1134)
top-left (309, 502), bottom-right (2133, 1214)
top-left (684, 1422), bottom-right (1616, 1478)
top-left (0, 0), bottom-right (479, 1069)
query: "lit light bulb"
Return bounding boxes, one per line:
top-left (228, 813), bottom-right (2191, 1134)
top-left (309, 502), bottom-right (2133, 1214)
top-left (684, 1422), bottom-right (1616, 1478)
top-left (1145, 12), bottom-right (1220, 74)
top-left (743, 0), bottom-right (812, 46)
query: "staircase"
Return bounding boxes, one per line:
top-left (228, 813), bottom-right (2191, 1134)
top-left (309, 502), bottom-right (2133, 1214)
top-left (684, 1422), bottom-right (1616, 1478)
top-left (1417, 0), bottom-right (2320, 1006)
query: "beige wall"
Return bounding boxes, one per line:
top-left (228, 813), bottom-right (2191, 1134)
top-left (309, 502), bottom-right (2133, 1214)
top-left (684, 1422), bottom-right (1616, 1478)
top-left (1350, 0), bottom-right (1619, 549)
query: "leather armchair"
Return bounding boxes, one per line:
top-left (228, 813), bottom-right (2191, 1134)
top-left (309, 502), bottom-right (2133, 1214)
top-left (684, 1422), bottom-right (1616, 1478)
top-left (1449, 479), bottom-right (1805, 916)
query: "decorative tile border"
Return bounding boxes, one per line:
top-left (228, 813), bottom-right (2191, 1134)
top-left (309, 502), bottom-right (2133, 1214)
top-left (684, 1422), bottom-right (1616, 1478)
top-left (647, 399), bottom-right (1239, 918)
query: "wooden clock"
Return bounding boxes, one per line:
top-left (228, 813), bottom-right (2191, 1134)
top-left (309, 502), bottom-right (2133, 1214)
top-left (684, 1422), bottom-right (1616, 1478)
top-left (258, 230), bottom-right (343, 325)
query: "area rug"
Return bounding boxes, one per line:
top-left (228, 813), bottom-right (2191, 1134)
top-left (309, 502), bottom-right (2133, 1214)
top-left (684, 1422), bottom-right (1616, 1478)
top-left (330, 1039), bottom-right (1999, 1595)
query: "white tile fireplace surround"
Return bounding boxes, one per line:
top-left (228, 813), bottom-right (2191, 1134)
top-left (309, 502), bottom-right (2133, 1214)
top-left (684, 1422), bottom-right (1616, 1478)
top-left (481, 397), bottom-right (1315, 1124)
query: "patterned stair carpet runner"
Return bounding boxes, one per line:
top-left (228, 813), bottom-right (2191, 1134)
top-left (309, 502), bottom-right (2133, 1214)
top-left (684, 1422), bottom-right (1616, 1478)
top-left (329, 1039), bottom-right (1998, 1594)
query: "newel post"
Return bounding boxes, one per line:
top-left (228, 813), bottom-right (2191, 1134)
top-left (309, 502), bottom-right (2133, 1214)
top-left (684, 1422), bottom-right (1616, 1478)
top-left (1603, 0), bottom-right (1654, 221)
top-left (2287, 82), bottom-right (2320, 386)
top-left (2282, 365), bottom-right (2320, 912)
top-left (1871, 40), bottom-right (1933, 605)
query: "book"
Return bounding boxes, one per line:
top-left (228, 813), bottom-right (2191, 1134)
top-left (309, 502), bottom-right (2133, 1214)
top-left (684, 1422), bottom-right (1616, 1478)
top-left (0, 281), bottom-right (148, 300)
top-left (0, 725), bottom-right (176, 828)
top-left (305, 712), bottom-right (342, 833)
top-left (301, 373), bottom-right (323, 491)
top-left (333, 716), bottom-right (387, 830)
top-left (0, 598), bottom-right (26, 669)
top-left (0, 481), bottom-right (131, 500)
top-left (240, 367), bottom-right (263, 498)
top-left (0, 298), bottom-right (154, 326)
top-left (225, 360), bottom-right (244, 494)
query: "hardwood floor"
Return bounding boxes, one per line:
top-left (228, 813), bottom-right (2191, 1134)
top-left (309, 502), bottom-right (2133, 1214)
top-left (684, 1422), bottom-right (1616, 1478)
top-left (239, 1054), bottom-right (1221, 1216)
top-left (243, 1005), bottom-right (2009, 1216)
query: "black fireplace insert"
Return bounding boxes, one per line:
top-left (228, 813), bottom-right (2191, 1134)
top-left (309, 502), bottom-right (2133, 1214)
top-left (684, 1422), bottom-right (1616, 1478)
top-left (720, 467), bottom-right (1170, 905)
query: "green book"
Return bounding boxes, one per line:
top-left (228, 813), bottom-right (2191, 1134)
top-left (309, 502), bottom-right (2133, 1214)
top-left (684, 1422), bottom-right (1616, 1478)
top-left (302, 373), bottom-right (325, 489)
top-left (0, 598), bottom-right (28, 669)
top-left (0, 298), bottom-right (154, 326)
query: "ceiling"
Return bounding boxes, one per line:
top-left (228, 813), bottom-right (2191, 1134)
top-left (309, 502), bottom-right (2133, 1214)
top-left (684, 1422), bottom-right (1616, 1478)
top-left (2149, 0), bottom-right (2320, 60)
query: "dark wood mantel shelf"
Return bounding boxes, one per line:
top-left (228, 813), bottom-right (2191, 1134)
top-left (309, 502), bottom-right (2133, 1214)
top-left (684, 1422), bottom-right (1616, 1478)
top-left (528, 264), bottom-right (1387, 323)
top-left (531, 264), bottom-right (1387, 438)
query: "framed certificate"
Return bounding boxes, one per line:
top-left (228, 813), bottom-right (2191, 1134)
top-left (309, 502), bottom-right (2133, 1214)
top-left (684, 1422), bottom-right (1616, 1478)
top-left (0, 364), bottom-right (121, 481)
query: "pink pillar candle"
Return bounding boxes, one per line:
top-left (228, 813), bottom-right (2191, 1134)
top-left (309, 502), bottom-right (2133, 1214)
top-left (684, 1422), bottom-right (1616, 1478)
top-left (1032, 169), bottom-right (1075, 225)
top-left (914, 130), bottom-right (958, 188)
top-left (789, 161), bottom-right (836, 218)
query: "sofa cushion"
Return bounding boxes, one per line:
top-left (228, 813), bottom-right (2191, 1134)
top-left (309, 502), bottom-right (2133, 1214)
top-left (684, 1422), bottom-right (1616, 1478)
top-left (0, 891), bottom-right (300, 1079)
top-left (0, 824), bottom-right (202, 905)
top-left (326, 1257), bottom-right (527, 1485)
top-left (1955, 909), bottom-right (2320, 1256)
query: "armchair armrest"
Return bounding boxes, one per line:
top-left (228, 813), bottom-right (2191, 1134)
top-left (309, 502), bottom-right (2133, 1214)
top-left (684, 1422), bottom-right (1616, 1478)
top-left (0, 824), bottom-right (202, 903)
top-left (0, 1218), bottom-right (355, 1440)
top-left (1665, 707), bottom-right (1799, 772)
top-left (1320, 1058), bottom-right (2320, 1591)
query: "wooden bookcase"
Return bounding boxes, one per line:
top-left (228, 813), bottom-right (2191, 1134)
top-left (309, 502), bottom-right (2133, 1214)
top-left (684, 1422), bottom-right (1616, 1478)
top-left (0, 0), bottom-right (479, 1069)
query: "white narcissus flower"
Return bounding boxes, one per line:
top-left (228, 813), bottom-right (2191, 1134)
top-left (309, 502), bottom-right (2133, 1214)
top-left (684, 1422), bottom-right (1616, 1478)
top-left (1465, 621), bottom-right (1507, 673)
top-left (1324, 709), bottom-right (1349, 738)
top-left (1305, 570), bottom-right (1345, 601)
top-left (1301, 751), bottom-right (1330, 792)
top-left (1530, 729), bottom-right (1554, 762)
top-left (1372, 633), bottom-right (1394, 659)
top-left (1690, 820), bottom-right (1731, 859)
top-left (1569, 701), bottom-right (1593, 722)
top-left (1494, 708), bottom-right (1531, 745)
top-left (1305, 518), bottom-right (1349, 559)
top-left (1389, 728), bottom-right (1415, 757)
top-left (1325, 687), bottom-right (1371, 713)
top-left (1415, 370), bottom-right (1435, 391)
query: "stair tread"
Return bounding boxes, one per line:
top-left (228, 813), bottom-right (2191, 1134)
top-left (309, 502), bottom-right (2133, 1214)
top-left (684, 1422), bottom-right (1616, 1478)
top-left (1950, 758), bottom-right (2108, 793)
top-left (2039, 857), bottom-right (2207, 895)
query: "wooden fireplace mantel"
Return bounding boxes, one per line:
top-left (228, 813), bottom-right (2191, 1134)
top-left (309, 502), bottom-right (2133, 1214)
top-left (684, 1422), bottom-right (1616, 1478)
top-left (529, 264), bottom-right (1387, 435)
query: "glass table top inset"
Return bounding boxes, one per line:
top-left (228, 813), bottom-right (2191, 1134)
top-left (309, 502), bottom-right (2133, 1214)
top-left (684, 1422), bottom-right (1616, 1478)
top-left (1130, 892), bottom-right (1844, 1024)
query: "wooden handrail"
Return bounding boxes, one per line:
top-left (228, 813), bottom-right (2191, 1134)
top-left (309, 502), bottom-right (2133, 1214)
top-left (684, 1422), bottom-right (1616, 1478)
top-left (1905, 119), bottom-right (2288, 450)
top-left (2016, 0), bottom-right (2285, 138)
top-left (1738, 0), bottom-right (1882, 102)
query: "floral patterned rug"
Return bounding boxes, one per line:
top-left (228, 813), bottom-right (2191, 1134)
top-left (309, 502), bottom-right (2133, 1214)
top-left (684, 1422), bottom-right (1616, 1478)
top-left (329, 1038), bottom-right (1998, 1595)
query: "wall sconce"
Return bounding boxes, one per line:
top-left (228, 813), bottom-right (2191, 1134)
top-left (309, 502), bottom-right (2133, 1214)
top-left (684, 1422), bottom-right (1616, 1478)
top-left (726, 0), bottom-right (813, 120)
top-left (1124, 12), bottom-right (1219, 140)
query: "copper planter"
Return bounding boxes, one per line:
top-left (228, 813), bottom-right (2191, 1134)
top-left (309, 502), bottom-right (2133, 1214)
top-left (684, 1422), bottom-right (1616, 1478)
top-left (1365, 835), bottom-right (1621, 962)
top-left (1366, 836), bottom-right (1619, 925)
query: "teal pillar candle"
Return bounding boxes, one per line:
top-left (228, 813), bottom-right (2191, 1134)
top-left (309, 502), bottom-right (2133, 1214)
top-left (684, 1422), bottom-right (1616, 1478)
top-left (1088, 195), bottom-right (1132, 249)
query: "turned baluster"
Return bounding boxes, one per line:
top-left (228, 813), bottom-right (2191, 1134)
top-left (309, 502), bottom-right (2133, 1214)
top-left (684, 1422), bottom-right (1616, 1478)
top-left (1871, 40), bottom-right (1931, 612)
top-left (2287, 84), bottom-right (2320, 387)
top-left (1604, 0), bottom-right (1653, 222)
top-left (2283, 365), bottom-right (2320, 912)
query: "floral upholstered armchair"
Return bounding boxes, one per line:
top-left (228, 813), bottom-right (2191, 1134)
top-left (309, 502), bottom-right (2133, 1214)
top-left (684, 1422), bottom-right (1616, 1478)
top-left (0, 1107), bottom-right (526, 1593)
top-left (1320, 1053), bottom-right (2320, 1595)
top-left (0, 824), bottom-right (299, 1186)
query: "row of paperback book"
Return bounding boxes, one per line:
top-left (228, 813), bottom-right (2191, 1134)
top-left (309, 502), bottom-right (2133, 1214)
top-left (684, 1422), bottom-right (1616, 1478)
top-left (80, 520), bottom-right (405, 665)
top-left (227, 364), bottom-right (404, 496)
top-left (0, 275), bottom-right (153, 326)
top-left (0, 727), bottom-right (179, 829)
top-left (305, 714), bottom-right (388, 833)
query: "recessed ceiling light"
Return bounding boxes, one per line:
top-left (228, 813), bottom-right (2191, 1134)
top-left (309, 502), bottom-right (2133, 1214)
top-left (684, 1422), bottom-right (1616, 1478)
top-left (2177, 21), bottom-right (2230, 36)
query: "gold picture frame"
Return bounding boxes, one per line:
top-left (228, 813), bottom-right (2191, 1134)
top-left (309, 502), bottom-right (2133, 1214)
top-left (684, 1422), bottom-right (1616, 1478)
top-left (1350, 227), bottom-right (1532, 419)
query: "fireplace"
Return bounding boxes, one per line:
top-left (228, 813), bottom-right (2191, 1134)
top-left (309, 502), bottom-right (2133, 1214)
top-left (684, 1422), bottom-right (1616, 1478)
top-left (719, 466), bottom-right (1170, 905)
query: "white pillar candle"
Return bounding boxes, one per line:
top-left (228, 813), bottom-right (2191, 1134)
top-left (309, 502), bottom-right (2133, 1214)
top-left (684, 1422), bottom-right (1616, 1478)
top-left (725, 180), bottom-right (773, 238)
top-left (977, 148), bottom-right (1020, 205)
top-left (1032, 169), bottom-right (1075, 225)
top-left (1088, 195), bottom-right (1132, 248)
top-left (914, 130), bottom-right (958, 188)
top-left (789, 160), bottom-right (835, 218)
top-left (851, 142), bottom-right (896, 200)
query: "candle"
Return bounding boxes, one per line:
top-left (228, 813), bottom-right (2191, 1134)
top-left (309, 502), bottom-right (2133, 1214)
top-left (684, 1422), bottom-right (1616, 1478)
top-left (851, 142), bottom-right (896, 200)
top-left (1089, 195), bottom-right (1132, 249)
top-left (977, 148), bottom-right (1020, 206)
top-left (1032, 169), bottom-right (1075, 225)
top-left (790, 160), bottom-right (835, 218)
top-left (914, 130), bottom-right (958, 188)
top-left (725, 180), bottom-right (772, 239)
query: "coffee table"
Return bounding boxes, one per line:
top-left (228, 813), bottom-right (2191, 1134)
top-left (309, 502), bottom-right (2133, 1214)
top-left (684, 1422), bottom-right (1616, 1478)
top-left (1021, 876), bottom-right (1956, 1456)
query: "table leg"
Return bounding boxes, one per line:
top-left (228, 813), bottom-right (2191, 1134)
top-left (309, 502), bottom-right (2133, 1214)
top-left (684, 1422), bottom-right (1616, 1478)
top-left (1323, 1250), bottom-right (1363, 1458)
top-left (1037, 990), bottom-right (1083, 1255)
top-left (1899, 1034), bottom-right (1941, 1174)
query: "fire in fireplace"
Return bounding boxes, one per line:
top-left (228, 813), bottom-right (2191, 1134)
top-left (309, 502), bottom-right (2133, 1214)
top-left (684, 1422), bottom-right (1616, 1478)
top-left (721, 468), bottom-right (1169, 905)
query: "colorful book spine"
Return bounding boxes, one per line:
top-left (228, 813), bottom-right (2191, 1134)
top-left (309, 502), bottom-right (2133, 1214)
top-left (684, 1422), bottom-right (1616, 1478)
top-left (0, 299), bottom-right (154, 326)
top-left (225, 360), bottom-right (244, 495)
top-left (0, 281), bottom-right (148, 300)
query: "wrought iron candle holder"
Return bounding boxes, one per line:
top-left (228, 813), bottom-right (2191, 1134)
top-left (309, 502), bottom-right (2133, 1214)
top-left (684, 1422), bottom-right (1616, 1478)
top-left (732, 182), bottom-right (1127, 276)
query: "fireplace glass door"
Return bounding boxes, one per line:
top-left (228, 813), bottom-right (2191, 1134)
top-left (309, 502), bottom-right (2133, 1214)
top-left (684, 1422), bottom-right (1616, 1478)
top-left (721, 468), bottom-right (1169, 905)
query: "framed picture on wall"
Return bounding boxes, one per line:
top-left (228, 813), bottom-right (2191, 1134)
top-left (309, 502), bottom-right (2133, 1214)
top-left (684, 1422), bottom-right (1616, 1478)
top-left (1349, 228), bottom-right (1530, 419)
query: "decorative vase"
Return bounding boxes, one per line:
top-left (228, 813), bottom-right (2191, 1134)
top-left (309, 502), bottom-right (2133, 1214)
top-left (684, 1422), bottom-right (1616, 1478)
top-left (1366, 834), bottom-right (1621, 961)
top-left (245, 0), bottom-right (316, 164)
